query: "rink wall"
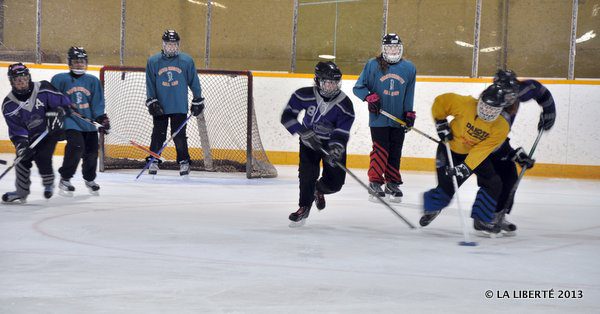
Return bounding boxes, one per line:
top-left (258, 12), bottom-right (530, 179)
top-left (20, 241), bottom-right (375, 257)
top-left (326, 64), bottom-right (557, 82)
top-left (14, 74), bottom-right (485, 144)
top-left (1, 62), bottom-right (600, 179)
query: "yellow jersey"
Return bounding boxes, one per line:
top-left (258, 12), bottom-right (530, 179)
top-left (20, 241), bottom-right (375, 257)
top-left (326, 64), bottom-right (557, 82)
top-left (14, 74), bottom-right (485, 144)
top-left (432, 93), bottom-right (510, 170)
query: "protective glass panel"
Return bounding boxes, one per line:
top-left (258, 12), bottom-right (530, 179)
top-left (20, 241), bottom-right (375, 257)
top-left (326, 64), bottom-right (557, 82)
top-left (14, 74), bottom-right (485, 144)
top-left (124, 0), bottom-right (206, 67)
top-left (296, 0), bottom-right (383, 75)
top-left (1, 0), bottom-right (36, 63)
top-left (41, 0), bottom-right (120, 65)
top-left (574, 0), bottom-right (600, 78)
top-left (210, 0), bottom-right (293, 71)
top-left (387, 0), bottom-right (475, 76)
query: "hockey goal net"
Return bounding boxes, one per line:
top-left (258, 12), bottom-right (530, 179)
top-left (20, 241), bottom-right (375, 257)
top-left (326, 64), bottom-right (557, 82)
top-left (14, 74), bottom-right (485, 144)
top-left (99, 66), bottom-right (277, 178)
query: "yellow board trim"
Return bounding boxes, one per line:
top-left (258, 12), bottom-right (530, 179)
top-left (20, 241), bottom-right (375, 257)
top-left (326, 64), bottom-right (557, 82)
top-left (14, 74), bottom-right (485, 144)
top-left (1, 141), bottom-right (599, 179)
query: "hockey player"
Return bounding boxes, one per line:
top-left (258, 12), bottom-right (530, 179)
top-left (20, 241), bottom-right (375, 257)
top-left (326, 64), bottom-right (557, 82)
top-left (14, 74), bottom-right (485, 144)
top-left (145, 29), bottom-right (204, 176)
top-left (281, 61), bottom-right (355, 225)
top-left (353, 33), bottom-right (417, 202)
top-left (51, 47), bottom-right (110, 196)
top-left (2, 63), bottom-right (72, 203)
top-left (420, 83), bottom-right (515, 233)
top-left (488, 69), bottom-right (556, 233)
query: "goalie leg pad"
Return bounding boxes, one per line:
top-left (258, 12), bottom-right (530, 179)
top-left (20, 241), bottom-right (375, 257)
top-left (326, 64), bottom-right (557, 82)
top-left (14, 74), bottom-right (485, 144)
top-left (471, 189), bottom-right (497, 223)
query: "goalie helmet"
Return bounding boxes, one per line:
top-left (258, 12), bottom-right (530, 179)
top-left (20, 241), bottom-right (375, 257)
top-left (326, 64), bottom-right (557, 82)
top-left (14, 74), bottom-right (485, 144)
top-left (7, 62), bottom-right (33, 96)
top-left (477, 83), bottom-right (515, 122)
top-left (67, 46), bottom-right (88, 75)
top-left (314, 61), bottom-right (342, 98)
top-left (382, 33), bottom-right (403, 64)
top-left (162, 29), bottom-right (180, 58)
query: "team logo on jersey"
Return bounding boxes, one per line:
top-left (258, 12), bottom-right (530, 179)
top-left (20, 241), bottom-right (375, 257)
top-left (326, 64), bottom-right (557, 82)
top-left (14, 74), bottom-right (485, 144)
top-left (465, 122), bottom-right (490, 141)
top-left (159, 66), bottom-right (182, 87)
top-left (380, 73), bottom-right (405, 96)
top-left (306, 105), bottom-right (317, 117)
top-left (35, 99), bottom-right (44, 110)
top-left (66, 86), bottom-right (91, 96)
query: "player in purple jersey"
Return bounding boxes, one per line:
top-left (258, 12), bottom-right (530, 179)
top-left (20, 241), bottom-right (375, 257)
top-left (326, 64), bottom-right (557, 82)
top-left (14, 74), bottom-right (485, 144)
top-left (487, 69), bottom-right (556, 234)
top-left (281, 61), bottom-right (355, 226)
top-left (2, 63), bottom-right (71, 203)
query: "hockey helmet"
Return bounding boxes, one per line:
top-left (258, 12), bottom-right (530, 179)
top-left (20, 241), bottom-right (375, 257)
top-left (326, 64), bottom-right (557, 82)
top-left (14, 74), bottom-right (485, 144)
top-left (382, 33), bottom-right (403, 64)
top-left (162, 29), bottom-right (180, 57)
top-left (477, 83), bottom-right (515, 122)
top-left (7, 62), bottom-right (33, 96)
top-left (314, 61), bottom-right (342, 98)
top-left (68, 46), bottom-right (88, 75)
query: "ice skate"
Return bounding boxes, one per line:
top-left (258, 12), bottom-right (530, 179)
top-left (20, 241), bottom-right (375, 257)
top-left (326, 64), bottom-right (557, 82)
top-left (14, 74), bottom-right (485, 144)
top-left (59, 178), bottom-right (75, 197)
top-left (474, 218), bottom-right (502, 238)
top-left (85, 180), bottom-right (100, 196)
top-left (2, 191), bottom-right (27, 204)
top-left (385, 182), bottom-right (403, 203)
top-left (419, 210), bottom-right (441, 227)
top-left (314, 190), bottom-right (326, 210)
top-left (368, 182), bottom-right (385, 202)
top-left (289, 206), bottom-right (311, 228)
top-left (43, 185), bottom-right (54, 199)
top-left (148, 160), bottom-right (159, 175)
top-left (179, 160), bottom-right (190, 176)
top-left (497, 216), bottom-right (517, 236)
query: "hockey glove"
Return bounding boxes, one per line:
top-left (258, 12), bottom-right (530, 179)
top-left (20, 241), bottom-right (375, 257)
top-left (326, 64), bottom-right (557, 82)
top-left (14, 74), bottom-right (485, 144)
top-left (191, 97), bottom-right (205, 116)
top-left (404, 111), bottom-right (416, 128)
top-left (95, 114), bottom-right (111, 134)
top-left (445, 163), bottom-right (471, 180)
top-left (538, 108), bottom-right (556, 131)
top-left (435, 119), bottom-right (453, 142)
top-left (325, 142), bottom-right (345, 167)
top-left (46, 107), bottom-right (66, 134)
top-left (365, 92), bottom-right (381, 114)
top-left (299, 129), bottom-right (323, 152)
top-left (146, 98), bottom-right (164, 117)
top-left (15, 140), bottom-right (34, 160)
top-left (511, 147), bottom-right (535, 169)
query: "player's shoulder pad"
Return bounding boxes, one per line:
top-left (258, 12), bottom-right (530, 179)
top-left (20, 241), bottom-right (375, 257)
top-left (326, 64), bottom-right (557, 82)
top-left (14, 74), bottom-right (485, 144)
top-left (293, 87), bottom-right (316, 102)
top-left (2, 96), bottom-right (12, 112)
top-left (335, 92), bottom-right (355, 115)
top-left (177, 52), bottom-right (194, 62)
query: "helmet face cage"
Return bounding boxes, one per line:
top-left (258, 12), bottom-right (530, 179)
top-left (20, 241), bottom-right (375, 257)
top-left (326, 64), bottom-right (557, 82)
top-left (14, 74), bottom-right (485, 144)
top-left (68, 47), bottom-right (88, 75)
top-left (162, 30), bottom-right (180, 57)
top-left (7, 63), bottom-right (32, 95)
top-left (314, 61), bottom-right (342, 98)
top-left (382, 33), bottom-right (403, 64)
top-left (477, 83), bottom-right (513, 121)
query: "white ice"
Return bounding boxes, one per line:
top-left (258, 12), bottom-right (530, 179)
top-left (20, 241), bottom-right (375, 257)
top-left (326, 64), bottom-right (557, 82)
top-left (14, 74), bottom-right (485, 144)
top-left (1, 154), bottom-right (599, 313)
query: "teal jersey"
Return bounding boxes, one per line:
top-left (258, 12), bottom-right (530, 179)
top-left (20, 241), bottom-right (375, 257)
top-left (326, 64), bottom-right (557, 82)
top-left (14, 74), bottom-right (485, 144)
top-left (353, 58), bottom-right (416, 127)
top-left (50, 73), bottom-right (105, 132)
top-left (145, 52), bottom-right (202, 114)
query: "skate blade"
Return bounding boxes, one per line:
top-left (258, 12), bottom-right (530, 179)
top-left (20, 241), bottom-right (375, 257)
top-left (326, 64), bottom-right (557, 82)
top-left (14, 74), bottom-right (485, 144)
top-left (2, 199), bottom-right (27, 205)
top-left (388, 195), bottom-right (402, 203)
top-left (501, 230), bottom-right (516, 237)
top-left (181, 174), bottom-right (190, 181)
top-left (474, 230), bottom-right (503, 238)
top-left (58, 190), bottom-right (74, 197)
top-left (368, 194), bottom-right (385, 203)
top-left (288, 219), bottom-right (306, 228)
top-left (87, 189), bottom-right (100, 196)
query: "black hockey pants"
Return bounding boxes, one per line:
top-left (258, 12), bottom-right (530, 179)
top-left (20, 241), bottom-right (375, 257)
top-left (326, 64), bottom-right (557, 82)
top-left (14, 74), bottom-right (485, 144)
top-left (150, 113), bottom-right (190, 163)
top-left (59, 129), bottom-right (99, 181)
top-left (298, 141), bottom-right (347, 208)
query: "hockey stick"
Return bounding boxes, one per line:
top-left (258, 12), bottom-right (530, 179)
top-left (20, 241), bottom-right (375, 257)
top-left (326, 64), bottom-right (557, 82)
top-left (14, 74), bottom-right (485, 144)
top-left (379, 110), bottom-right (441, 144)
top-left (494, 128), bottom-right (544, 229)
top-left (135, 114), bottom-right (194, 180)
top-left (445, 141), bottom-right (477, 246)
top-left (320, 148), bottom-right (416, 229)
top-left (70, 111), bottom-right (165, 161)
top-left (0, 129), bottom-right (50, 181)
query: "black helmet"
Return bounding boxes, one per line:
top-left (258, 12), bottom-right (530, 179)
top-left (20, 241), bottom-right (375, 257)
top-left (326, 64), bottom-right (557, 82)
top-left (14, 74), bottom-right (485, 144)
top-left (478, 83), bottom-right (515, 121)
top-left (314, 61), bottom-right (342, 98)
top-left (162, 29), bottom-right (180, 42)
top-left (493, 69), bottom-right (519, 90)
top-left (7, 62), bottom-right (33, 96)
top-left (67, 46), bottom-right (88, 63)
top-left (381, 33), bottom-right (403, 63)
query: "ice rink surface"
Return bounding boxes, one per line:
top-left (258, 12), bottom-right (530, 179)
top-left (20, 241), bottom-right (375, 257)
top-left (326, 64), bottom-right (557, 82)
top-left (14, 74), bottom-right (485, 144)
top-left (1, 154), bottom-right (599, 313)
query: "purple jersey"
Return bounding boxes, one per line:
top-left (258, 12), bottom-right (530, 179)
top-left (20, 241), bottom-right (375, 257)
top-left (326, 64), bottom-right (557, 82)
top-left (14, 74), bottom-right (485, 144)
top-left (281, 86), bottom-right (355, 147)
top-left (2, 81), bottom-right (71, 143)
top-left (501, 79), bottom-right (556, 126)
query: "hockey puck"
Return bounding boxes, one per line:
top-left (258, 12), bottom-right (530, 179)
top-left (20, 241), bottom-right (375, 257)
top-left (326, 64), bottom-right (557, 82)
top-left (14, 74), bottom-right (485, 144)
top-left (459, 241), bottom-right (478, 246)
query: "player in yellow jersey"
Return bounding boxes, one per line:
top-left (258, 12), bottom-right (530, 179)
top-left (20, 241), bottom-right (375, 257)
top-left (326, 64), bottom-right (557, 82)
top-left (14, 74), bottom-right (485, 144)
top-left (421, 83), bottom-right (517, 233)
